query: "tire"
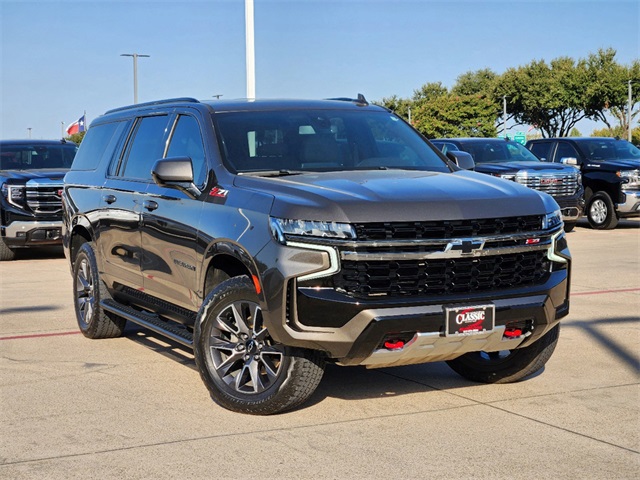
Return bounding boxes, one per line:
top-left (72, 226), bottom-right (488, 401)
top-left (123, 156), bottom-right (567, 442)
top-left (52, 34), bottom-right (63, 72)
top-left (73, 243), bottom-right (126, 339)
top-left (0, 236), bottom-right (16, 261)
top-left (587, 191), bottom-right (619, 230)
top-left (194, 276), bottom-right (325, 415)
top-left (563, 221), bottom-right (576, 233)
top-left (446, 324), bottom-right (560, 384)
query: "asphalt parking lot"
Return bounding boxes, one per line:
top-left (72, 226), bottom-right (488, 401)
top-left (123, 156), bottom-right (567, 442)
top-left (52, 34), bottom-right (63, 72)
top-left (1, 218), bottom-right (638, 480)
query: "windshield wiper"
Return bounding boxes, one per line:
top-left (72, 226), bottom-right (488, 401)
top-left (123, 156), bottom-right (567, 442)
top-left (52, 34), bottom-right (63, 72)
top-left (240, 169), bottom-right (305, 177)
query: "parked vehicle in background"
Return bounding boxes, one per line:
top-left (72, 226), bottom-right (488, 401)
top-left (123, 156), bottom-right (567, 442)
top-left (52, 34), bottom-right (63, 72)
top-left (526, 137), bottom-right (640, 230)
top-left (0, 139), bottom-right (77, 260)
top-left (63, 97), bottom-right (570, 415)
top-left (432, 138), bottom-right (584, 232)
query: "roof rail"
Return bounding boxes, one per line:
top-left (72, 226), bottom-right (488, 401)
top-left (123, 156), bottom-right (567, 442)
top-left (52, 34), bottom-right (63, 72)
top-left (326, 93), bottom-right (369, 106)
top-left (105, 97), bottom-right (200, 115)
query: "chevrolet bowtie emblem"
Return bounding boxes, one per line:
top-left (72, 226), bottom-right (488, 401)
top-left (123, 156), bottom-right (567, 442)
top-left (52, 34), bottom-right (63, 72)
top-left (445, 239), bottom-right (485, 254)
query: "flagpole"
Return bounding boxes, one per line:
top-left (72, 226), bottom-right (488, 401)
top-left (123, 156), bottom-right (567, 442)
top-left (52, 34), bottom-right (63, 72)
top-left (61, 122), bottom-right (65, 138)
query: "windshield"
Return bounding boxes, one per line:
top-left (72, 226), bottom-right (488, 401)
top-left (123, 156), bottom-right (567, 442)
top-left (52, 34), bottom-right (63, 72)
top-left (214, 109), bottom-right (450, 174)
top-left (0, 144), bottom-right (77, 170)
top-left (457, 140), bottom-right (540, 164)
top-left (577, 139), bottom-right (640, 161)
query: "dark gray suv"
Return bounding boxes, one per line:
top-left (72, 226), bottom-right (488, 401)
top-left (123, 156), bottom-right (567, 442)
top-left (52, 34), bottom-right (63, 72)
top-left (63, 97), bottom-right (571, 414)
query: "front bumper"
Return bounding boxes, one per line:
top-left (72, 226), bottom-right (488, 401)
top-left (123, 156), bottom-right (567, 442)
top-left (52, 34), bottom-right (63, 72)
top-left (617, 189), bottom-right (640, 217)
top-left (1, 220), bottom-right (63, 247)
top-left (554, 191), bottom-right (585, 222)
top-left (257, 229), bottom-right (571, 367)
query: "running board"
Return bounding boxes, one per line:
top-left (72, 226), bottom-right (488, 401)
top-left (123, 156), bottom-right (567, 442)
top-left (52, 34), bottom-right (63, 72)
top-left (101, 299), bottom-right (194, 348)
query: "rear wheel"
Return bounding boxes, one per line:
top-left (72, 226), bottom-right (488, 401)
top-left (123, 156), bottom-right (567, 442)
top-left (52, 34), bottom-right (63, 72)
top-left (194, 276), bottom-right (325, 415)
top-left (73, 243), bottom-right (126, 338)
top-left (446, 324), bottom-right (560, 384)
top-left (587, 191), bottom-right (618, 230)
top-left (0, 237), bottom-right (16, 261)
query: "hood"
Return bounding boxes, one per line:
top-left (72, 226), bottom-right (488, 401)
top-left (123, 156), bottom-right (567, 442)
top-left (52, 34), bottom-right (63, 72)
top-left (475, 161), bottom-right (573, 175)
top-left (234, 170), bottom-right (556, 223)
top-left (584, 158), bottom-right (640, 171)
top-left (0, 168), bottom-right (68, 183)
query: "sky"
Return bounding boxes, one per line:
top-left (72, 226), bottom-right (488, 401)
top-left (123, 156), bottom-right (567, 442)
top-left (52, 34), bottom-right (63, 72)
top-left (1, 0), bottom-right (639, 140)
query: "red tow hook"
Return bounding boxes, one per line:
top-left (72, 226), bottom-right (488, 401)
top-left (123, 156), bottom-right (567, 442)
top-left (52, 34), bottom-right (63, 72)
top-left (383, 340), bottom-right (405, 350)
top-left (504, 328), bottom-right (522, 338)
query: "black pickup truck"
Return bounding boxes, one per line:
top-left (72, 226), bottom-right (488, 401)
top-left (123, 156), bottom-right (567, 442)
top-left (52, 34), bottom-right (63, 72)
top-left (0, 139), bottom-right (77, 260)
top-left (63, 97), bottom-right (571, 414)
top-left (526, 137), bottom-right (640, 229)
top-left (432, 138), bottom-right (584, 232)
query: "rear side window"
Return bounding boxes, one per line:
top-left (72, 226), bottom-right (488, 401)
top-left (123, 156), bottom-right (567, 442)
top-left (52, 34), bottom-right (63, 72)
top-left (166, 115), bottom-right (207, 186)
top-left (121, 115), bottom-right (169, 180)
top-left (71, 122), bottom-right (126, 171)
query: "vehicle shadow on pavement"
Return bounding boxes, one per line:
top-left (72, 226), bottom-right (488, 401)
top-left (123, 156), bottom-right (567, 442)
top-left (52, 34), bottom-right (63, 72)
top-left (10, 246), bottom-right (65, 260)
top-left (575, 218), bottom-right (640, 229)
top-left (562, 316), bottom-right (640, 374)
top-left (0, 305), bottom-right (63, 315)
top-left (120, 316), bottom-right (639, 410)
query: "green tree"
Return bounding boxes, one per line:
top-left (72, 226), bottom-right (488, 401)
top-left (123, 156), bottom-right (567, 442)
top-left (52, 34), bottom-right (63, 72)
top-left (452, 68), bottom-right (498, 96)
top-left (412, 93), bottom-right (498, 138)
top-left (496, 56), bottom-right (591, 138)
top-left (591, 125), bottom-right (640, 144)
top-left (66, 131), bottom-right (86, 145)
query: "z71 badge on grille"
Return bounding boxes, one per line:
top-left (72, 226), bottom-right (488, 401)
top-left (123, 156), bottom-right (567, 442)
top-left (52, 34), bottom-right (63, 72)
top-left (445, 304), bottom-right (495, 336)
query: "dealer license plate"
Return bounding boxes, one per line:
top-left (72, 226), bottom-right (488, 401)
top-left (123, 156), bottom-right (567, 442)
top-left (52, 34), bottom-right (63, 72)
top-left (445, 304), bottom-right (495, 336)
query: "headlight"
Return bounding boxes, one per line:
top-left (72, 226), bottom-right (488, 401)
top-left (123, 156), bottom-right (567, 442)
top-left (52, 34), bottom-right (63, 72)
top-left (542, 210), bottom-right (563, 230)
top-left (492, 173), bottom-right (516, 181)
top-left (270, 217), bottom-right (356, 244)
top-left (1, 183), bottom-right (26, 208)
top-left (618, 169), bottom-right (640, 190)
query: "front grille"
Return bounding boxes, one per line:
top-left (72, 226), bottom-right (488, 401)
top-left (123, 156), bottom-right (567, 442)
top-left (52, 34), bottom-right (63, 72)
top-left (26, 185), bottom-right (63, 214)
top-left (518, 173), bottom-right (579, 196)
top-left (335, 251), bottom-right (550, 297)
top-left (353, 215), bottom-right (543, 241)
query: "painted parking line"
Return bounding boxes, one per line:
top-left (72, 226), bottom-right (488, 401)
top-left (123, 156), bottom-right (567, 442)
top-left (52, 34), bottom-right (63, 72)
top-left (0, 330), bottom-right (81, 341)
top-left (572, 287), bottom-right (640, 297)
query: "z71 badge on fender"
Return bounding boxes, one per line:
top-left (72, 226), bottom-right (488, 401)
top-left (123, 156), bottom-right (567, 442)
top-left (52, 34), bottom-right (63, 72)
top-left (445, 304), bottom-right (495, 336)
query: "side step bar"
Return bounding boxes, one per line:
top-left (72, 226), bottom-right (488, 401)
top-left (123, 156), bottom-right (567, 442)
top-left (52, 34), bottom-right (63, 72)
top-left (101, 299), bottom-right (194, 348)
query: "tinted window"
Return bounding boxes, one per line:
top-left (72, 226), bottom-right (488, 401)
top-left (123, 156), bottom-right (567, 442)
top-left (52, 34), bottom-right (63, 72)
top-left (576, 139), bottom-right (640, 161)
top-left (457, 141), bottom-right (539, 163)
top-left (528, 142), bottom-right (552, 161)
top-left (121, 115), bottom-right (169, 180)
top-left (71, 122), bottom-right (126, 171)
top-left (555, 142), bottom-right (580, 163)
top-left (166, 115), bottom-right (206, 186)
top-left (0, 143), bottom-right (77, 170)
top-left (214, 109), bottom-right (450, 174)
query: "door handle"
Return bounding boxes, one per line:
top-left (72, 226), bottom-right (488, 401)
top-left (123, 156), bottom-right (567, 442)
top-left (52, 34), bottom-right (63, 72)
top-left (102, 194), bottom-right (117, 204)
top-left (143, 200), bottom-right (158, 211)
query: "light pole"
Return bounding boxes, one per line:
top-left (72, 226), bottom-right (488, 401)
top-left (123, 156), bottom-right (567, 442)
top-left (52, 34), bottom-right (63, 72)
top-left (628, 80), bottom-right (633, 142)
top-left (502, 96), bottom-right (508, 138)
top-left (121, 53), bottom-right (150, 104)
top-left (27, 128), bottom-right (32, 139)
top-left (245, 0), bottom-right (255, 99)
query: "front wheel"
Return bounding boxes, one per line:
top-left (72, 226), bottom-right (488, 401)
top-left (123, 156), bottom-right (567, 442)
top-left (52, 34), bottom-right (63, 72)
top-left (563, 221), bottom-right (576, 233)
top-left (0, 236), bottom-right (16, 261)
top-left (73, 243), bottom-right (126, 339)
top-left (194, 276), bottom-right (325, 415)
top-left (587, 191), bottom-right (618, 230)
top-left (446, 324), bottom-right (560, 384)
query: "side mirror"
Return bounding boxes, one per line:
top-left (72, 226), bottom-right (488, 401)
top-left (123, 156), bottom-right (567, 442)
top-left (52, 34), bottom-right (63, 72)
top-left (560, 157), bottom-right (579, 167)
top-left (446, 150), bottom-right (475, 170)
top-left (151, 157), bottom-right (200, 198)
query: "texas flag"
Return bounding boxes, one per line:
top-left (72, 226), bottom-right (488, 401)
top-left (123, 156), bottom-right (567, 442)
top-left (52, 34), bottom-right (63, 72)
top-left (66, 115), bottom-right (86, 135)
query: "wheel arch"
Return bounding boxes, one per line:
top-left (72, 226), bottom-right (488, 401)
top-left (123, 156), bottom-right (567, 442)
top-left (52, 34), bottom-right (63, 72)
top-left (201, 240), bottom-right (262, 299)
